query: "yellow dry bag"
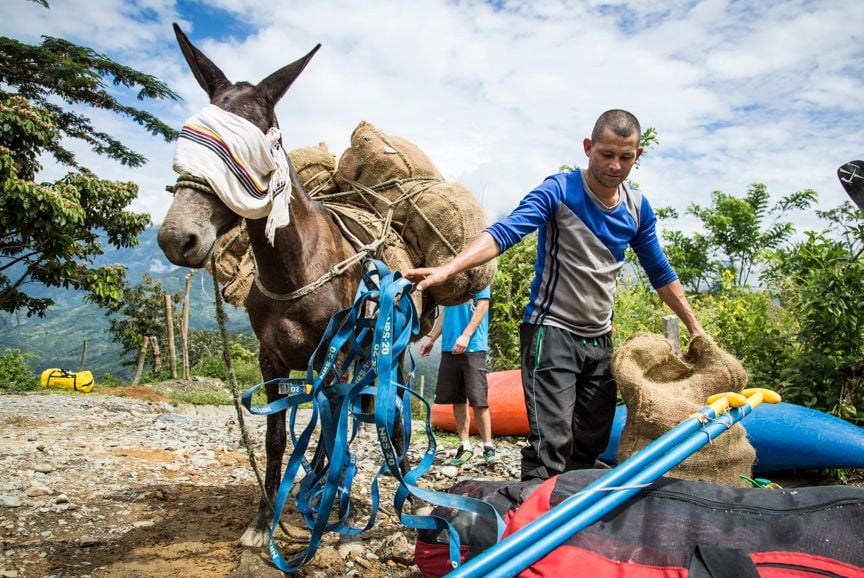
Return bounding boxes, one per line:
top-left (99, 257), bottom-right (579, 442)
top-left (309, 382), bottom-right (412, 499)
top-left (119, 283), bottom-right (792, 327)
top-left (39, 368), bottom-right (95, 393)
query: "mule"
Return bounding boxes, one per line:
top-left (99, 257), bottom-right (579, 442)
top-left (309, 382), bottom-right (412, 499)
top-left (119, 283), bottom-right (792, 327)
top-left (158, 24), bottom-right (378, 548)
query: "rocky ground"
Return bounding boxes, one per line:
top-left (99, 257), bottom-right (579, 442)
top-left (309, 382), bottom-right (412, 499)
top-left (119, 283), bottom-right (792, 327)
top-left (0, 385), bottom-right (526, 578)
top-left (1, 385), bottom-right (861, 578)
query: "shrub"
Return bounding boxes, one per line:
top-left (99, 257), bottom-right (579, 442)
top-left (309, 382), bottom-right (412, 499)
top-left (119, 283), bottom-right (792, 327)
top-left (0, 349), bottom-right (39, 393)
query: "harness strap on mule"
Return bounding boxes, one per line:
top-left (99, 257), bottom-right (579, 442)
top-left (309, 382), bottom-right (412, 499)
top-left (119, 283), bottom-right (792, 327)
top-left (165, 173), bottom-right (213, 195)
top-left (241, 259), bottom-right (504, 573)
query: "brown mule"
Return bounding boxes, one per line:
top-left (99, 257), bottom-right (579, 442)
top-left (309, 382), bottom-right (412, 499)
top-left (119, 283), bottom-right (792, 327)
top-left (158, 24), bottom-right (408, 548)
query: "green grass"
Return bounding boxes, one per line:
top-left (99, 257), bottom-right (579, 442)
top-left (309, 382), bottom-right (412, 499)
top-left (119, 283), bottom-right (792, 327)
top-left (168, 390), bottom-right (233, 406)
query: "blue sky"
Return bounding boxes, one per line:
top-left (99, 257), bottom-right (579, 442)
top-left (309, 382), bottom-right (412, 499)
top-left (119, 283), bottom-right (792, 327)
top-left (4, 0), bottom-right (863, 234)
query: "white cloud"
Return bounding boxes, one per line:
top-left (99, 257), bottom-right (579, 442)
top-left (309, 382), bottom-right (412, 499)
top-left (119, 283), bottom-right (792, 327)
top-left (3, 0), bottom-right (862, 231)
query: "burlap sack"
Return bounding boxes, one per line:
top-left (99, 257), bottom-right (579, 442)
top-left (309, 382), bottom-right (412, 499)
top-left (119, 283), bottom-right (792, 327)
top-left (330, 122), bottom-right (496, 305)
top-left (288, 142), bottom-right (338, 197)
top-left (611, 332), bottom-right (755, 487)
top-left (401, 181), bottom-right (497, 305)
top-left (204, 221), bottom-right (254, 308)
top-left (333, 121), bottom-right (443, 194)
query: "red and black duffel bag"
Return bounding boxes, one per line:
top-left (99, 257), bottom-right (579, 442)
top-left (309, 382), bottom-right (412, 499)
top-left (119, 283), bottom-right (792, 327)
top-left (415, 470), bottom-right (864, 577)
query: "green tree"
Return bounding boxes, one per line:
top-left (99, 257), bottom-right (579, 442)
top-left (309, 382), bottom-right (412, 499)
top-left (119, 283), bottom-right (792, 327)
top-left (765, 228), bottom-right (864, 423)
top-left (0, 18), bottom-right (178, 316)
top-left (105, 274), bottom-right (181, 367)
top-left (0, 348), bottom-right (38, 392)
top-left (667, 184), bottom-right (817, 289)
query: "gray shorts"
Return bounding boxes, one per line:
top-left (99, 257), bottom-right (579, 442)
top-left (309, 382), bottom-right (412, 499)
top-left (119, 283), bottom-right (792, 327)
top-left (434, 351), bottom-right (489, 408)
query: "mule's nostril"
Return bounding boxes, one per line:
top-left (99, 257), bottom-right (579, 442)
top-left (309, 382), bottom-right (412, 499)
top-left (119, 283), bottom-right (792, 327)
top-left (182, 234), bottom-right (200, 259)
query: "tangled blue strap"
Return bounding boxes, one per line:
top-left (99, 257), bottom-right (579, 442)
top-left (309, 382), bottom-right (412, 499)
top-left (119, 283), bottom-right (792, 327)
top-left (241, 259), bottom-right (504, 572)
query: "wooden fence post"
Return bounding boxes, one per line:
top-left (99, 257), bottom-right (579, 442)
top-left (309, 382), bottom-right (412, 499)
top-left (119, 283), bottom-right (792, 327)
top-left (164, 294), bottom-right (177, 379)
top-left (78, 339), bottom-right (87, 372)
top-left (150, 336), bottom-right (162, 373)
top-left (662, 315), bottom-right (681, 354)
top-left (131, 337), bottom-right (149, 387)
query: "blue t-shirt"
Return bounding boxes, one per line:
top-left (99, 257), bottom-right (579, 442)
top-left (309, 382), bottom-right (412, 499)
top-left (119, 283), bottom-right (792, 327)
top-left (441, 286), bottom-right (491, 353)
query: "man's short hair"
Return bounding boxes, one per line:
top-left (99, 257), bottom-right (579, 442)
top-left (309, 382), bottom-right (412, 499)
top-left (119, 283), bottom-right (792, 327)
top-left (591, 109), bottom-right (641, 142)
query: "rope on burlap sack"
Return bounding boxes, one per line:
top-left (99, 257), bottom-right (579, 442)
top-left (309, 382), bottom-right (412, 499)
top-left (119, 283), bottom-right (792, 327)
top-left (314, 175), bottom-right (458, 256)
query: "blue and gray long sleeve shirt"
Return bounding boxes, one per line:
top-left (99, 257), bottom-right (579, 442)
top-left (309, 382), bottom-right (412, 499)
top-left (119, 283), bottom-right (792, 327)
top-left (485, 169), bottom-right (677, 337)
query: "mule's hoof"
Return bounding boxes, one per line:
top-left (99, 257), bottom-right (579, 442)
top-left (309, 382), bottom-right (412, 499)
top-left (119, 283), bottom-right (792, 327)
top-left (239, 526), bottom-right (268, 548)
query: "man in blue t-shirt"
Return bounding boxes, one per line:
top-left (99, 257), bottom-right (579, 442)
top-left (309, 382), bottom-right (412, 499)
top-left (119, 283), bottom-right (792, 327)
top-left (408, 110), bottom-right (703, 481)
top-left (420, 286), bottom-right (495, 466)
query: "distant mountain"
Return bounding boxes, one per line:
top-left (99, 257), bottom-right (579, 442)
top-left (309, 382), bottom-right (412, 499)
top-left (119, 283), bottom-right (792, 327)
top-left (0, 226), bottom-right (252, 380)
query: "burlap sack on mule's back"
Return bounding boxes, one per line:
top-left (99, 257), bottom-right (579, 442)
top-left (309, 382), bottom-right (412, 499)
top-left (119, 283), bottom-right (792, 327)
top-left (333, 121), bottom-right (443, 198)
top-left (400, 180), bottom-right (497, 305)
top-left (612, 332), bottom-right (755, 487)
top-left (332, 121), bottom-right (496, 305)
top-left (289, 142), bottom-right (338, 196)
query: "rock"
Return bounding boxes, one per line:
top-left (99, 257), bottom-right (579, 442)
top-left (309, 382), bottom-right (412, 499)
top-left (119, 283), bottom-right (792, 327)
top-left (33, 463), bottom-right (55, 474)
top-left (0, 496), bottom-right (21, 508)
top-left (54, 494), bottom-right (69, 504)
top-left (229, 550), bottom-right (283, 578)
top-left (77, 536), bottom-right (98, 547)
top-left (440, 465), bottom-right (460, 478)
top-left (155, 414), bottom-right (191, 424)
top-left (27, 433), bottom-right (37, 442)
top-left (132, 520), bottom-right (155, 528)
top-left (380, 531), bottom-right (413, 564)
top-left (337, 541), bottom-right (365, 559)
top-left (26, 482), bottom-right (51, 497)
top-left (313, 546), bottom-right (345, 574)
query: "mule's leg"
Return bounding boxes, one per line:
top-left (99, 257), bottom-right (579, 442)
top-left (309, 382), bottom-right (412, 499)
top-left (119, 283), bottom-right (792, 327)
top-left (240, 368), bottom-right (288, 548)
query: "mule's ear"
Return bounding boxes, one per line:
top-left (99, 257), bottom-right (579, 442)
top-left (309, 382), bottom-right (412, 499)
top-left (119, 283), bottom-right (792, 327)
top-left (173, 23), bottom-right (231, 99)
top-left (258, 44), bottom-right (322, 105)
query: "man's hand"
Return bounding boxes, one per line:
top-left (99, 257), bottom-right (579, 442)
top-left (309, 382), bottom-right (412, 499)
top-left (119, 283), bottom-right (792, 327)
top-left (404, 266), bottom-right (449, 293)
top-left (452, 334), bottom-right (469, 355)
top-left (419, 338), bottom-right (435, 357)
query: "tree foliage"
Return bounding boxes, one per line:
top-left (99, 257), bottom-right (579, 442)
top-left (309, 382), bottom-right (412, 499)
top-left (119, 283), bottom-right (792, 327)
top-left (0, 23), bottom-right (179, 316)
top-left (664, 184), bottom-right (817, 289)
top-left (764, 228), bottom-right (864, 420)
top-left (104, 273), bottom-right (181, 365)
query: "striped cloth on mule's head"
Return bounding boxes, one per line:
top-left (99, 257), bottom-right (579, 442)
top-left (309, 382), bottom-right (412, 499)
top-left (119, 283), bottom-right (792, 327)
top-left (172, 104), bottom-right (292, 245)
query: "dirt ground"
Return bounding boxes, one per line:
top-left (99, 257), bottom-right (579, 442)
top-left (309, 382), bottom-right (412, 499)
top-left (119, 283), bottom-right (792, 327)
top-left (0, 387), bottom-right (426, 578)
top-left (1, 386), bottom-right (862, 578)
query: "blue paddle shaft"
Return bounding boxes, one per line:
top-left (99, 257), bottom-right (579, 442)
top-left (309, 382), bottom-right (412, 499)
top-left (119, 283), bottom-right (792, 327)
top-left (449, 402), bottom-right (729, 577)
top-left (476, 405), bottom-right (753, 578)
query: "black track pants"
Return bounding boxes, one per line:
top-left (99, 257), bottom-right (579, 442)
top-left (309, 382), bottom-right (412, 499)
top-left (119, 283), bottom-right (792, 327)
top-left (519, 323), bottom-right (617, 481)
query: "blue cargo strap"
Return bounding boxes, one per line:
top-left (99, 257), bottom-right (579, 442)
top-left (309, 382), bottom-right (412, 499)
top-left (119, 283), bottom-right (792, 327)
top-left (241, 259), bottom-right (504, 573)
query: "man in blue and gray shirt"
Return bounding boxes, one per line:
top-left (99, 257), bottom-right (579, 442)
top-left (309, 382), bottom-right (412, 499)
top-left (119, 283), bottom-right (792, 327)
top-left (407, 109), bottom-right (704, 481)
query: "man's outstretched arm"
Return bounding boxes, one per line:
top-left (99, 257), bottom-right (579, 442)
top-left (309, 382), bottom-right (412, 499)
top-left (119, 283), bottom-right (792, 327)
top-left (404, 232), bottom-right (500, 292)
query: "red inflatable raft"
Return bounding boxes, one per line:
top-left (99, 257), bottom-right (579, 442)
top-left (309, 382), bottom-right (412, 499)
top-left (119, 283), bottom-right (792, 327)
top-left (431, 369), bottom-right (528, 436)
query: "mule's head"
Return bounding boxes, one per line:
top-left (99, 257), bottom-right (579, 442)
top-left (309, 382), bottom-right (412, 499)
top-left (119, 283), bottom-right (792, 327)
top-left (158, 23), bottom-right (320, 267)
